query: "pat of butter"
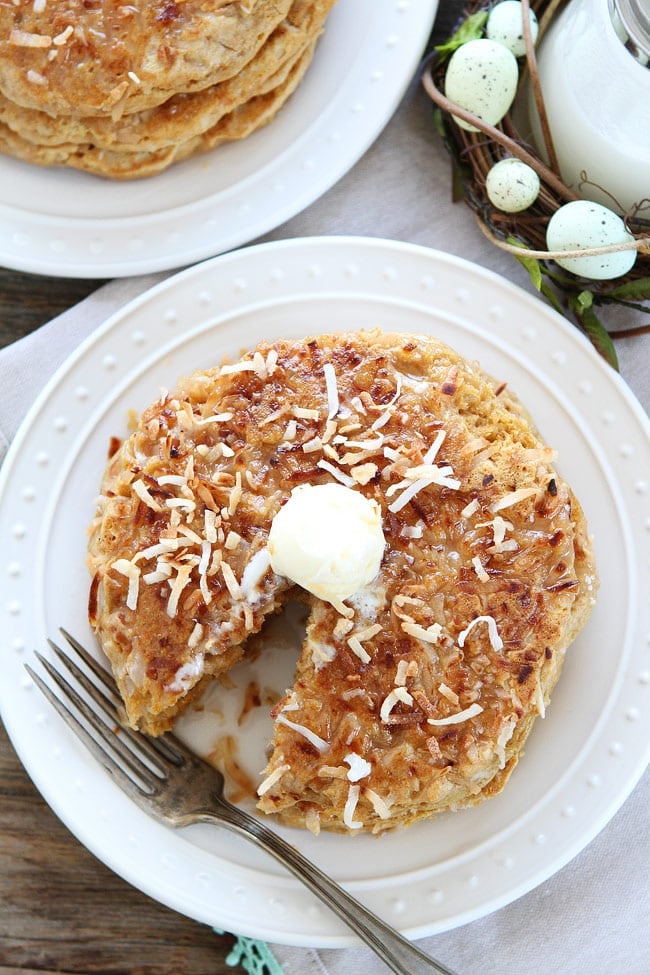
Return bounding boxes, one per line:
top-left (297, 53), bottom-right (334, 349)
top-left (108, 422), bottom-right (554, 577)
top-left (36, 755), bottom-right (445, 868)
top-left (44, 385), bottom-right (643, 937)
top-left (268, 483), bottom-right (385, 606)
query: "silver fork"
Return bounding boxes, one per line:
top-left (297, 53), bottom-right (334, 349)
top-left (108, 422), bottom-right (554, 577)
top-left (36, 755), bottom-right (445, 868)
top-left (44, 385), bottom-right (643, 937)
top-left (26, 631), bottom-right (459, 975)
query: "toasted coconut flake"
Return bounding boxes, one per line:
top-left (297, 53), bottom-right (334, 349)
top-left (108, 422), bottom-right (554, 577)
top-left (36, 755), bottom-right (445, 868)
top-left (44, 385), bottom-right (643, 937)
top-left (318, 764), bottom-right (348, 779)
top-left (142, 562), bottom-right (172, 585)
top-left (380, 686), bottom-right (414, 723)
top-left (394, 659), bottom-right (410, 686)
top-left (228, 472), bottom-right (242, 516)
top-left (132, 478), bottom-right (162, 511)
top-left (257, 763), bottom-right (291, 797)
top-left (438, 682), bottom-right (460, 706)
top-left (53, 25), bottom-right (74, 44)
top-left (219, 360), bottom-right (257, 376)
top-left (276, 715), bottom-right (329, 754)
top-left (490, 487), bottom-right (538, 513)
top-left (134, 537), bottom-right (184, 562)
top-left (458, 615), bottom-right (503, 651)
top-left (112, 558), bottom-right (140, 610)
top-left (240, 547), bottom-right (271, 599)
top-left (347, 636), bottom-right (371, 664)
top-left (220, 560), bottom-right (243, 601)
top-left (401, 621), bottom-right (442, 644)
top-left (266, 349), bottom-right (279, 376)
top-left (224, 531), bottom-right (241, 551)
top-left (10, 29), bottom-right (52, 46)
top-left (204, 509), bottom-right (217, 543)
top-left (427, 702), bottom-right (483, 726)
top-left (333, 617), bottom-right (354, 639)
top-left (27, 69), bottom-right (47, 84)
top-left (166, 563), bottom-right (193, 618)
top-left (283, 419), bottom-right (297, 442)
top-left (323, 363), bottom-right (339, 420)
top-left (344, 752), bottom-right (372, 782)
top-left (166, 497), bottom-right (196, 513)
top-left (462, 498), bottom-right (480, 518)
top-left (188, 622), bottom-right (204, 649)
top-left (294, 406), bottom-right (320, 420)
top-left (351, 463), bottom-right (378, 485)
top-left (343, 784), bottom-right (363, 829)
top-left (364, 788), bottom-right (392, 820)
top-left (316, 459), bottom-right (356, 487)
top-left (302, 436), bottom-right (323, 453)
top-left (472, 556), bottom-right (490, 582)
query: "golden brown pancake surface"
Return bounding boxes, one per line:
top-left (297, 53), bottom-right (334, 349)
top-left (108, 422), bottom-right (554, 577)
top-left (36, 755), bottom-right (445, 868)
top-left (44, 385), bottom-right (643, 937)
top-left (87, 330), bottom-right (598, 833)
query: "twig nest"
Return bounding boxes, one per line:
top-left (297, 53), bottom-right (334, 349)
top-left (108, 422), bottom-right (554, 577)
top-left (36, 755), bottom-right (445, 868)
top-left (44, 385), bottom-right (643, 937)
top-left (444, 38), bottom-right (518, 132)
top-left (546, 201), bottom-right (637, 280)
top-left (486, 1), bottom-right (539, 57)
top-left (486, 157), bottom-right (541, 212)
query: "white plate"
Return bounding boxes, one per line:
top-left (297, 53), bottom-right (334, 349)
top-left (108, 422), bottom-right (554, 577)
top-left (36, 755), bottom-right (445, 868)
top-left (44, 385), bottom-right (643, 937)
top-left (0, 1), bottom-right (438, 279)
top-left (1, 237), bottom-right (648, 947)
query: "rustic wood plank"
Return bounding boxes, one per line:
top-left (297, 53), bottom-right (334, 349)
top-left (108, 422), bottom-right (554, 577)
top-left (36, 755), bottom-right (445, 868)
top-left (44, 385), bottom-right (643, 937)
top-left (0, 271), bottom-right (106, 349)
top-left (0, 723), bottom-right (241, 974)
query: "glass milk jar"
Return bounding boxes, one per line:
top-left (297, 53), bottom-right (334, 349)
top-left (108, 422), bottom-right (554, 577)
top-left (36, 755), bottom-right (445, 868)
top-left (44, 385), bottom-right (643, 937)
top-left (528, 0), bottom-right (650, 214)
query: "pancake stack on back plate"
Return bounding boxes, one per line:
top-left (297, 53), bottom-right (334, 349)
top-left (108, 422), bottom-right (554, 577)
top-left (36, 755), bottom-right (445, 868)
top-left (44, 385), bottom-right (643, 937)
top-left (0, 0), bottom-right (337, 179)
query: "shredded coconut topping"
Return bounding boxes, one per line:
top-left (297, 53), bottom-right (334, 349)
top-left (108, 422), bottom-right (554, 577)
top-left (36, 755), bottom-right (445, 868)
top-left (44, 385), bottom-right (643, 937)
top-left (323, 363), bottom-right (339, 420)
top-left (427, 702), bottom-right (484, 726)
top-left (380, 686), bottom-right (414, 723)
top-left (344, 753), bottom-right (372, 782)
top-left (458, 615), bottom-right (504, 651)
top-left (276, 715), bottom-right (330, 754)
top-left (257, 763), bottom-right (291, 796)
top-left (343, 784), bottom-right (363, 829)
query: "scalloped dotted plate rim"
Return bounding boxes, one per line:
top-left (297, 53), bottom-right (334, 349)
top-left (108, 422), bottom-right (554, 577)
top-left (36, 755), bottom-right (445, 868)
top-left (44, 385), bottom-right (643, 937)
top-left (0, 0), bottom-right (439, 279)
top-left (0, 236), bottom-right (648, 947)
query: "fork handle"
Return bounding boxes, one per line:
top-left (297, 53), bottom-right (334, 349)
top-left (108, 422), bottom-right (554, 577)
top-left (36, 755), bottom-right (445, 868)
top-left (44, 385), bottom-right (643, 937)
top-left (196, 801), bottom-right (458, 975)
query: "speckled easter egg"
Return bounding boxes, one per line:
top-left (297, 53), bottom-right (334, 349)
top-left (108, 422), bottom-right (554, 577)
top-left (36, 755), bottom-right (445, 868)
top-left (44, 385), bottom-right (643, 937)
top-left (486, 157), bottom-right (540, 212)
top-left (487, 0), bottom-right (539, 57)
top-left (546, 200), bottom-right (637, 279)
top-left (444, 38), bottom-right (519, 133)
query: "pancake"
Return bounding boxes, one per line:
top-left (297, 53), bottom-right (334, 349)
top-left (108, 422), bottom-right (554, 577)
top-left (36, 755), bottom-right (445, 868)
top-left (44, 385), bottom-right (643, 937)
top-left (0, 44), bottom-right (315, 179)
top-left (0, 0), bottom-right (332, 152)
top-left (0, 0), bottom-right (293, 118)
top-left (87, 329), bottom-right (598, 834)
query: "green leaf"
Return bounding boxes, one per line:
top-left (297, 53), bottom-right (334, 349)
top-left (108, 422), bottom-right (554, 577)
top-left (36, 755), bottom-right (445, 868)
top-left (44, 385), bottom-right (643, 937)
top-left (569, 297), bottom-right (619, 369)
top-left (511, 249), bottom-right (543, 292)
top-left (435, 11), bottom-right (488, 58)
top-left (575, 290), bottom-right (594, 312)
top-left (432, 107), bottom-right (446, 140)
top-left (539, 280), bottom-right (565, 316)
top-left (604, 277), bottom-right (650, 302)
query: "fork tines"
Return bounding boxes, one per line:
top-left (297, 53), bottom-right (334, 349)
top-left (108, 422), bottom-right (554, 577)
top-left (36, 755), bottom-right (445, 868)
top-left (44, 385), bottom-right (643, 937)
top-left (25, 629), bottom-right (184, 797)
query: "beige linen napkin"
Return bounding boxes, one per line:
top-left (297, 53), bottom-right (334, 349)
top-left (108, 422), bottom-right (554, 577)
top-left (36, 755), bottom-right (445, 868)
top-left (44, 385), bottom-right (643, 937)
top-left (1, 76), bottom-right (648, 975)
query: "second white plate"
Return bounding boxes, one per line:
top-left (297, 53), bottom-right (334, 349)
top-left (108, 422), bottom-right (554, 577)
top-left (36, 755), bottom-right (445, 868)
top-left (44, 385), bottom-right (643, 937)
top-left (0, 237), bottom-right (648, 946)
top-left (0, 1), bottom-right (438, 277)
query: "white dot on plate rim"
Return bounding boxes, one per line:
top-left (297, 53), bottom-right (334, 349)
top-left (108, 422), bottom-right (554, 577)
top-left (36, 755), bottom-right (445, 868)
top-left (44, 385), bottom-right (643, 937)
top-left (7, 562), bottom-right (21, 577)
top-left (36, 451), bottom-right (49, 466)
top-left (13, 522), bottom-right (27, 539)
top-left (54, 416), bottom-right (67, 432)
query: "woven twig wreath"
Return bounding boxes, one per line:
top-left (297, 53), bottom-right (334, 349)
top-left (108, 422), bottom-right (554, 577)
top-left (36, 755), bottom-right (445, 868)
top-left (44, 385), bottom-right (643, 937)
top-left (422, 0), bottom-right (650, 368)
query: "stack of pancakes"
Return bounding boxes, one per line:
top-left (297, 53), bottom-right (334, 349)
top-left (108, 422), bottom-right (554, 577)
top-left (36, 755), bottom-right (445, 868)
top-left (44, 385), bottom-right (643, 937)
top-left (0, 0), bottom-right (337, 179)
